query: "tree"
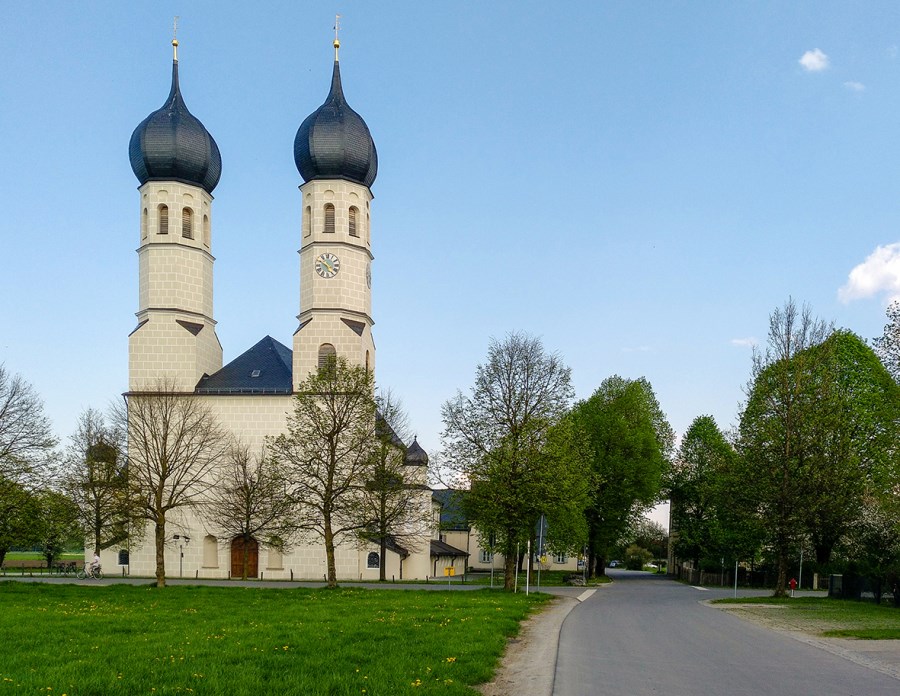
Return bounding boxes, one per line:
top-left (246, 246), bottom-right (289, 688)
top-left (114, 381), bottom-right (227, 588)
top-left (268, 357), bottom-right (377, 589)
top-left (359, 391), bottom-right (432, 581)
top-left (205, 441), bottom-right (298, 580)
top-left (441, 332), bottom-right (584, 591)
top-left (64, 408), bottom-right (136, 556)
top-left (736, 299), bottom-right (832, 596)
top-left (35, 489), bottom-right (82, 569)
top-left (873, 299), bottom-right (900, 382)
top-left (669, 415), bottom-right (742, 569)
top-left (0, 365), bottom-right (56, 483)
top-left (571, 375), bottom-right (673, 577)
top-left (0, 477), bottom-right (39, 566)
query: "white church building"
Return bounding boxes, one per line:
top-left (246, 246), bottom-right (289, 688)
top-left (101, 35), bottom-right (449, 581)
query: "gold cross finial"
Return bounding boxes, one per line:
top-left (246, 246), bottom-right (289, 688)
top-left (333, 14), bottom-right (341, 60)
top-left (172, 16), bottom-right (180, 61)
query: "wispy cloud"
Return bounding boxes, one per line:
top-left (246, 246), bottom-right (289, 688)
top-left (844, 81), bottom-right (865, 92)
top-left (839, 243), bottom-right (900, 303)
top-left (730, 337), bottom-right (757, 348)
top-left (799, 48), bottom-right (829, 72)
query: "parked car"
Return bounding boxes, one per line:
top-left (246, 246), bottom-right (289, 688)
top-left (608, 560), bottom-right (622, 568)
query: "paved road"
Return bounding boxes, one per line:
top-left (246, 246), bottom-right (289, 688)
top-left (553, 570), bottom-right (899, 696)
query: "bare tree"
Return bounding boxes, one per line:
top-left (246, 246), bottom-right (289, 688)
top-left (114, 381), bottom-right (227, 588)
top-left (441, 332), bottom-right (581, 590)
top-left (359, 390), bottom-right (433, 581)
top-left (64, 408), bottom-right (138, 555)
top-left (205, 441), bottom-right (298, 579)
top-left (0, 364), bottom-right (56, 483)
top-left (874, 300), bottom-right (900, 382)
top-left (268, 357), bottom-right (376, 588)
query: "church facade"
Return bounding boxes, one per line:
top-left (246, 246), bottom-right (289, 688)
top-left (104, 36), bottom-right (438, 581)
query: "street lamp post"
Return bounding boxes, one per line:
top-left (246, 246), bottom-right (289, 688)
top-left (173, 534), bottom-right (191, 578)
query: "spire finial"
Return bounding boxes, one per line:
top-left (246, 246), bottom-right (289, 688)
top-left (333, 14), bottom-right (341, 61)
top-left (172, 16), bottom-right (180, 62)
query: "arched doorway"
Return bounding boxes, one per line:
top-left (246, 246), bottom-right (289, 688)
top-left (230, 536), bottom-right (259, 578)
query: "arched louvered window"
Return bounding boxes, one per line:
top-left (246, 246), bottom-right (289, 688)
top-left (203, 215), bottom-right (210, 247)
top-left (318, 343), bottom-right (337, 370)
top-left (158, 205), bottom-right (169, 235)
top-left (349, 207), bottom-right (359, 237)
top-left (366, 213), bottom-right (371, 244)
top-left (304, 206), bottom-right (311, 237)
top-left (203, 535), bottom-right (218, 568)
top-left (182, 208), bottom-right (193, 239)
top-left (141, 208), bottom-right (148, 239)
top-left (324, 204), bottom-right (335, 234)
top-left (365, 350), bottom-right (370, 374)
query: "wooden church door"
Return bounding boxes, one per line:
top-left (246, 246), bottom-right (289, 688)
top-left (230, 536), bottom-right (259, 578)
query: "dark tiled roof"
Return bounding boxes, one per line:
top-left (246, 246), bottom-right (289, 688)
top-left (430, 539), bottom-right (468, 558)
top-left (432, 489), bottom-right (469, 531)
top-left (294, 58), bottom-right (377, 188)
top-left (195, 336), bottom-right (292, 394)
top-left (129, 59), bottom-right (222, 194)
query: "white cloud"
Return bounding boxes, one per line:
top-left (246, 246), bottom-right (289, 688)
top-left (844, 81), bottom-right (865, 92)
top-left (839, 243), bottom-right (900, 303)
top-left (730, 337), bottom-right (757, 348)
top-left (799, 48), bottom-right (829, 72)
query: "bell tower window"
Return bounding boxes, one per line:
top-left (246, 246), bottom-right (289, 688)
top-left (324, 204), bottom-right (335, 234)
top-left (182, 208), bottom-right (194, 239)
top-left (304, 206), bottom-right (311, 237)
top-left (349, 207), bottom-right (359, 237)
top-left (203, 215), bottom-right (210, 247)
top-left (318, 343), bottom-right (336, 370)
top-left (141, 208), bottom-right (148, 239)
top-left (158, 205), bottom-right (169, 235)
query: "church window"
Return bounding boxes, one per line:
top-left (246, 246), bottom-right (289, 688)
top-left (349, 206), bottom-right (359, 237)
top-left (324, 204), bottom-right (335, 234)
top-left (158, 205), bottom-right (169, 234)
top-left (318, 343), bottom-right (336, 370)
top-left (365, 350), bottom-right (370, 374)
top-left (366, 213), bottom-right (371, 245)
top-left (141, 208), bottom-right (148, 239)
top-left (118, 549), bottom-right (130, 566)
top-left (203, 535), bottom-right (218, 568)
top-left (267, 537), bottom-right (284, 570)
top-left (303, 206), bottom-right (311, 237)
top-left (367, 552), bottom-right (380, 569)
top-left (479, 550), bottom-right (492, 564)
top-left (554, 553), bottom-right (568, 564)
top-left (203, 215), bottom-right (210, 247)
top-left (182, 208), bottom-right (193, 239)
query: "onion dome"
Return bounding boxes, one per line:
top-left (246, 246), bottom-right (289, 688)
top-left (129, 42), bottom-right (222, 194)
top-left (294, 42), bottom-right (377, 188)
top-left (405, 438), bottom-right (429, 467)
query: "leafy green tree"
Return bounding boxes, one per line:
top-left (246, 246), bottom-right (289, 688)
top-left (35, 489), bottom-right (82, 568)
top-left (571, 376), bottom-right (673, 577)
top-left (737, 300), bottom-right (832, 596)
top-left (268, 357), bottom-right (377, 589)
top-left (873, 299), bottom-right (900, 382)
top-left (624, 544), bottom-right (653, 570)
top-left (441, 333), bottom-right (584, 590)
top-left (842, 494), bottom-right (900, 605)
top-left (0, 478), bottom-right (39, 565)
top-left (669, 415), bottom-right (742, 568)
top-left (0, 365), bottom-right (56, 484)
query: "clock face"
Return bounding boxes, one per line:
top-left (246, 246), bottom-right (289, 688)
top-left (315, 252), bottom-right (340, 279)
top-left (366, 262), bottom-right (371, 289)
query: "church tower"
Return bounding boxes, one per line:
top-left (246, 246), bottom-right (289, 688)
top-left (128, 37), bottom-right (223, 391)
top-left (292, 37), bottom-right (378, 386)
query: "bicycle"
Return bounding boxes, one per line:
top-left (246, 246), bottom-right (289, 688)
top-left (76, 564), bottom-right (103, 579)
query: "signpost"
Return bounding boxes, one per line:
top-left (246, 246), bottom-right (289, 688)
top-left (444, 566), bottom-right (455, 590)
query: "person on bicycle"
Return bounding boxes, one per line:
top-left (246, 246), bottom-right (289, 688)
top-left (90, 553), bottom-right (101, 575)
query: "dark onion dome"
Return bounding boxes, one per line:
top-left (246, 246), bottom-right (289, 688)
top-left (405, 438), bottom-right (429, 467)
top-left (129, 48), bottom-right (222, 194)
top-left (294, 45), bottom-right (377, 188)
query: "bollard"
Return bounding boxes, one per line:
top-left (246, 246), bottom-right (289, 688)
top-left (290, 569), bottom-right (294, 581)
top-left (195, 570), bottom-right (198, 579)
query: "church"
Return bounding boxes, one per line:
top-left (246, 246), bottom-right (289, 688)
top-left (104, 34), bottom-right (456, 581)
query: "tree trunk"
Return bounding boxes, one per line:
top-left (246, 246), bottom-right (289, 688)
top-left (154, 518), bottom-right (166, 588)
top-left (773, 549), bottom-right (788, 598)
top-left (324, 521), bottom-right (337, 588)
top-left (379, 535), bottom-right (387, 582)
top-left (504, 551), bottom-right (516, 591)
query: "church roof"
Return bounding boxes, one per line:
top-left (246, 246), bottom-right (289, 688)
top-left (433, 489), bottom-right (469, 531)
top-left (294, 49), bottom-right (377, 188)
top-left (129, 50), bottom-right (222, 194)
top-left (195, 336), bottom-right (292, 394)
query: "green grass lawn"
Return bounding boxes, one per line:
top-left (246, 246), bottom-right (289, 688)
top-left (713, 596), bottom-right (900, 639)
top-left (463, 569), bottom-right (610, 587)
top-left (0, 582), bottom-right (550, 695)
top-left (3, 551), bottom-right (83, 562)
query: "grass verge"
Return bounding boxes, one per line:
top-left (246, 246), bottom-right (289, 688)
top-left (463, 569), bottom-right (611, 587)
top-left (713, 596), bottom-right (900, 639)
top-left (0, 582), bottom-right (550, 695)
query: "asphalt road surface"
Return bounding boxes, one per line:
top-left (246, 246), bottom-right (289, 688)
top-left (553, 569), bottom-right (899, 696)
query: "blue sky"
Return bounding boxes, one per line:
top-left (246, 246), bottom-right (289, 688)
top-left (3, 2), bottom-right (900, 509)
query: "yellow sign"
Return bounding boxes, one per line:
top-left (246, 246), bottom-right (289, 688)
top-left (443, 567), bottom-right (455, 577)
